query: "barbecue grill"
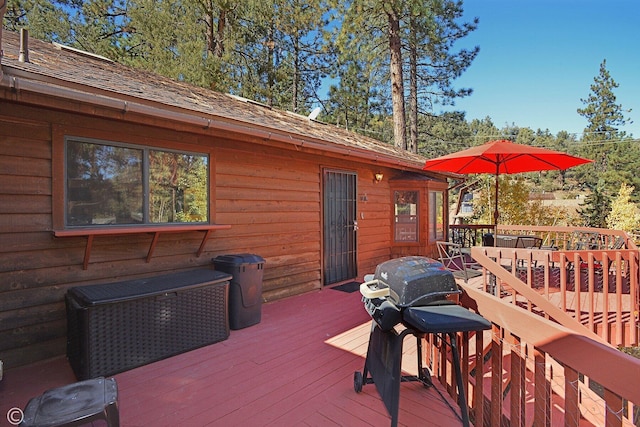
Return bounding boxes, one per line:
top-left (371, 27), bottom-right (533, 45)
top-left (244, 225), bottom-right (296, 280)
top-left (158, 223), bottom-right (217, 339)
top-left (354, 256), bottom-right (490, 427)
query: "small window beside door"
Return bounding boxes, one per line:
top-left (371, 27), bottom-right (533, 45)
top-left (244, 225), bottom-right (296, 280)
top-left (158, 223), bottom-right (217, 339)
top-left (429, 190), bottom-right (445, 241)
top-left (394, 190), bottom-right (419, 242)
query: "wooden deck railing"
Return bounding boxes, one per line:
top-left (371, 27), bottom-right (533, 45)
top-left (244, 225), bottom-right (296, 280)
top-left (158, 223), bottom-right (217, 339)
top-left (450, 225), bottom-right (639, 347)
top-left (430, 225), bottom-right (640, 426)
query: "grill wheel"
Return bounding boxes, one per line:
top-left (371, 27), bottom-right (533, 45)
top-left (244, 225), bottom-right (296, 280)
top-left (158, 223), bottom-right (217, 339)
top-left (353, 371), bottom-right (363, 393)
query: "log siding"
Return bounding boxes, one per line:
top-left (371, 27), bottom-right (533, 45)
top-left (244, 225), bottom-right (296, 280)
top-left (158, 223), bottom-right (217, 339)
top-left (0, 30), bottom-right (447, 368)
top-left (0, 102), bottom-right (443, 367)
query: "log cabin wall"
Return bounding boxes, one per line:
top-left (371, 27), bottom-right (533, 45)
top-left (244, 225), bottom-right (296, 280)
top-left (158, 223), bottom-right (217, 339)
top-left (213, 145), bottom-right (396, 300)
top-left (0, 101), bottom-right (411, 368)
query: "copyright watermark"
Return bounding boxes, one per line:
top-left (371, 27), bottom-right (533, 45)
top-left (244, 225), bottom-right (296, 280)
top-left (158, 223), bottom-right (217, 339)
top-left (6, 407), bottom-right (24, 426)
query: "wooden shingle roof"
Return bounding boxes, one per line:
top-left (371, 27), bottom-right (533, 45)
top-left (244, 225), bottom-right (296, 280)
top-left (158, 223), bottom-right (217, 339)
top-left (1, 30), bottom-right (429, 170)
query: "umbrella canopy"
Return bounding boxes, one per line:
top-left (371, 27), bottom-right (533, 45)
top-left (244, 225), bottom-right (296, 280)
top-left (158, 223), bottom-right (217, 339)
top-left (423, 139), bottom-right (592, 226)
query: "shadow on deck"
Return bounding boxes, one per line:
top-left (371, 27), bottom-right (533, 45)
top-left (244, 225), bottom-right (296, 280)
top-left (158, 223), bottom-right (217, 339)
top-left (0, 288), bottom-right (464, 426)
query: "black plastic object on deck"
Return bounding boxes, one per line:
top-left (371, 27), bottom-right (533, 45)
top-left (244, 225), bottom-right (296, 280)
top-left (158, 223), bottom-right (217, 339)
top-left (213, 254), bottom-right (265, 330)
top-left (66, 269), bottom-right (231, 380)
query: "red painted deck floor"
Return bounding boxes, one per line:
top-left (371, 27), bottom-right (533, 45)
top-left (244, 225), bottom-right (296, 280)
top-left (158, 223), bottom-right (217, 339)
top-left (0, 288), bottom-right (463, 426)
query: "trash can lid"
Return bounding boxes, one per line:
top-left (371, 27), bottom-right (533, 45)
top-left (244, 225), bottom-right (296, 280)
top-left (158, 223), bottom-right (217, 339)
top-left (213, 253), bottom-right (265, 265)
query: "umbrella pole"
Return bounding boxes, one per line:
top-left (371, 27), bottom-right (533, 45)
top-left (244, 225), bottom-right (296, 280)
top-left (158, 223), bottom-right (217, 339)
top-left (493, 172), bottom-right (499, 245)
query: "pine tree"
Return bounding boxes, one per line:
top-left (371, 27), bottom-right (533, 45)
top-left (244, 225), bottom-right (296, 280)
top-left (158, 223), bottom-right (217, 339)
top-left (336, 0), bottom-right (477, 150)
top-left (328, 2), bottom-right (391, 139)
top-left (577, 182), bottom-right (611, 228)
top-left (576, 59), bottom-right (631, 186)
top-left (406, 0), bottom-right (478, 153)
top-left (3, 0), bottom-right (74, 43)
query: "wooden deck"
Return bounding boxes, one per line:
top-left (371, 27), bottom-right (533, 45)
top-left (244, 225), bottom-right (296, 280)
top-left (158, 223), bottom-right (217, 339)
top-left (0, 288), bottom-right (464, 426)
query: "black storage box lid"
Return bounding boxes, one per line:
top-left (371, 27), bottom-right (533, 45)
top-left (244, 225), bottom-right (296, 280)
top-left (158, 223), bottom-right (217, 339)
top-left (67, 269), bottom-right (232, 306)
top-left (213, 254), bottom-right (265, 266)
top-left (373, 256), bottom-right (459, 307)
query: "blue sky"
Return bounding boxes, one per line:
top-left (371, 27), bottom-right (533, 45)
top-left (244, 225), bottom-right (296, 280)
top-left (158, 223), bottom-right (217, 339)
top-left (442, 0), bottom-right (639, 137)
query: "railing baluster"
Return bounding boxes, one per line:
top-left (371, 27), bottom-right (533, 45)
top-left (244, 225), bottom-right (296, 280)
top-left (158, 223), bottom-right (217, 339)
top-left (604, 389), bottom-right (623, 427)
top-left (509, 333), bottom-right (525, 427)
top-left (615, 252), bottom-right (624, 346)
top-left (560, 253), bottom-right (568, 312)
top-left (472, 330), bottom-right (485, 426)
top-left (564, 366), bottom-right (579, 427)
top-left (574, 252), bottom-right (582, 324)
top-left (631, 250), bottom-right (639, 345)
top-left (602, 252), bottom-right (611, 343)
top-left (462, 331), bottom-right (470, 409)
top-left (588, 252), bottom-right (596, 333)
top-left (533, 348), bottom-right (550, 427)
top-left (491, 324), bottom-right (503, 426)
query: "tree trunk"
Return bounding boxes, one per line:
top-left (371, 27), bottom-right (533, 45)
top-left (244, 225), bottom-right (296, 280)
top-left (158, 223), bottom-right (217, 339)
top-left (408, 14), bottom-right (418, 154)
top-left (203, 3), bottom-right (225, 58)
top-left (292, 37), bottom-right (300, 113)
top-left (215, 10), bottom-right (226, 57)
top-left (387, 8), bottom-right (407, 150)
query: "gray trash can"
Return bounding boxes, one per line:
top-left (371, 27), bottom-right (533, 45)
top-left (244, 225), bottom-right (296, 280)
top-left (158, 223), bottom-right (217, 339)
top-left (213, 254), bottom-right (265, 330)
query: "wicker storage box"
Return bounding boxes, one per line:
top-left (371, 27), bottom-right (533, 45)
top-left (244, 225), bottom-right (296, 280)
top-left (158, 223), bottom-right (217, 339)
top-left (66, 269), bottom-right (231, 380)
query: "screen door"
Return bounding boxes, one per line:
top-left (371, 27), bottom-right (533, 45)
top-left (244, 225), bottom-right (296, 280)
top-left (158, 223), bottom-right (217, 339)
top-left (323, 170), bottom-right (357, 285)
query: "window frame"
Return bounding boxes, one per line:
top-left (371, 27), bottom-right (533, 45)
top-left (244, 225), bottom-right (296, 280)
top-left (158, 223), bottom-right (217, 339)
top-left (389, 177), bottom-right (449, 255)
top-left (428, 189), bottom-right (445, 241)
top-left (393, 189), bottom-right (420, 243)
top-left (53, 125), bottom-right (213, 231)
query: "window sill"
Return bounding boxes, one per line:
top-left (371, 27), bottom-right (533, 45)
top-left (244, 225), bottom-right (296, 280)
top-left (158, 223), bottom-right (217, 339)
top-left (53, 224), bottom-right (231, 269)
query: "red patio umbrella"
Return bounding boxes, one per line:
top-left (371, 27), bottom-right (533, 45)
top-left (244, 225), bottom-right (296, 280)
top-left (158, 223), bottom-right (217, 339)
top-left (423, 139), bottom-right (592, 227)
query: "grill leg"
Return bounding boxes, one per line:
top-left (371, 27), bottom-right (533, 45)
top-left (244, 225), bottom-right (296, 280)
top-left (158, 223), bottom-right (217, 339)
top-left (414, 333), bottom-right (432, 386)
top-left (353, 322), bottom-right (377, 393)
top-left (448, 332), bottom-right (470, 427)
top-left (416, 334), bottom-right (423, 376)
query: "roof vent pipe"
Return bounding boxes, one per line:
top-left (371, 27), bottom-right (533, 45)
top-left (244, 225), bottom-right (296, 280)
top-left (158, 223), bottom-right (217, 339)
top-left (19, 28), bottom-right (29, 63)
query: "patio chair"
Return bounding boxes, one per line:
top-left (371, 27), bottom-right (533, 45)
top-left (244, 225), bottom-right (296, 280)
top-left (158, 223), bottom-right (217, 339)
top-left (436, 241), bottom-right (482, 282)
top-left (569, 230), bottom-right (601, 250)
top-left (515, 236), bottom-right (544, 268)
top-left (608, 235), bottom-right (626, 250)
top-left (21, 377), bottom-right (119, 427)
top-left (516, 236), bottom-right (543, 249)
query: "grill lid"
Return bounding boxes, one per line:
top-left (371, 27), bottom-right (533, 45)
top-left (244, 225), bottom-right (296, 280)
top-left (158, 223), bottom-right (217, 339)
top-left (372, 256), bottom-right (459, 307)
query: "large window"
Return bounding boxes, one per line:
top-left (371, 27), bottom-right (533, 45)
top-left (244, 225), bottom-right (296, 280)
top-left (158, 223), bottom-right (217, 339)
top-left (429, 190), bottom-right (445, 241)
top-left (394, 190), bottom-right (419, 242)
top-left (65, 138), bottom-right (209, 227)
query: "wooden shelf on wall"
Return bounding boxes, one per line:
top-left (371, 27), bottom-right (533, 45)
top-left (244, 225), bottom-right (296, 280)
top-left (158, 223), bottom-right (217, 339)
top-left (53, 224), bottom-right (232, 269)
